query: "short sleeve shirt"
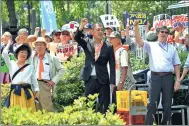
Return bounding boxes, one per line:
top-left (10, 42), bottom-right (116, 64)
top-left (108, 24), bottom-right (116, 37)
top-left (115, 47), bottom-right (128, 86)
top-left (143, 41), bottom-right (181, 72)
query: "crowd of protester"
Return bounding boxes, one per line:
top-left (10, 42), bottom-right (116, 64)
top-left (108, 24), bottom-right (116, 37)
top-left (0, 17), bottom-right (189, 125)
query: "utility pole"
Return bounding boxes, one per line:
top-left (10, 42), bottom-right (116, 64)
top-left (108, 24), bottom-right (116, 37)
top-left (106, 0), bottom-right (111, 14)
top-left (27, 0), bottom-right (31, 34)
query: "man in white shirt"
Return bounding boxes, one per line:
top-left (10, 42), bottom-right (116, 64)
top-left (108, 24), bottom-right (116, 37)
top-left (134, 21), bottom-right (181, 125)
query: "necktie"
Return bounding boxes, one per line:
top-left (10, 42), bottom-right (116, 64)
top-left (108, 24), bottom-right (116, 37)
top-left (95, 42), bottom-right (103, 61)
top-left (38, 56), bottom-right (44, 80)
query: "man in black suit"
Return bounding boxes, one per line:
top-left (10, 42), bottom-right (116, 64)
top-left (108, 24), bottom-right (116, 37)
top-left (74, 18), bottom-right (115, 113)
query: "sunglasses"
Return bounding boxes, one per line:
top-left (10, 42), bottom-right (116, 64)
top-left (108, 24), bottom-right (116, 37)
top-left (61, 31), bottom-right (70, 36)
top-left (54, 33), bottom-right (61, 36)
top-left (160, 31), bottom-right (168, 34)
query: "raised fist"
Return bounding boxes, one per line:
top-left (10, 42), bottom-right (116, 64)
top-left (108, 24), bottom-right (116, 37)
top-left (133, 20), bottom-right (139, 27)
top-left (41, 28), bottom-right (46, 33)
top-left (80, 18), bottom-right (88, 27)
top-left (35, 27), bottom-right (40, 32)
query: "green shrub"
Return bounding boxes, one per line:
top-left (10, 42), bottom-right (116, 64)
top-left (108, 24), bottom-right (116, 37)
top-left (130, 53), bottom-right (149, 72)
top-left (178, 50), bottom-right (188, 73)
top-left (53, 54), bottom-right (85, 112)
top-left (1, 94), bottom-right (125, 125)
top-left (1, 84), bottom-right (10, 107)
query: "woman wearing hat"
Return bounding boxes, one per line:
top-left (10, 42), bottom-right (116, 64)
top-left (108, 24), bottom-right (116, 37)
top-left (2, 40), bottom-right (39, 112)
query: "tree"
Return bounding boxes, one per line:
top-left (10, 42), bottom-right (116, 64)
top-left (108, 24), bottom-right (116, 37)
top-left (5, 0), bottom-right (18, 27)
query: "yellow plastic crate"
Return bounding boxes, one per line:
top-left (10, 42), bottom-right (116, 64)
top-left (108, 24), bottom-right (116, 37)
top-left (116, 90), bottom-right (147, 111)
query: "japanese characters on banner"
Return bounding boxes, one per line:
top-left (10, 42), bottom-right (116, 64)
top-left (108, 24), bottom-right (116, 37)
top-left (153, 14), bottom-right (188, 29)
top-left (56, 43), bottom-right (78, 62)
top-left (129, 12), bottom-right (147, 25)
top-left (172, 15), bottom-right (188, 28)
top-left (123, 12), bottom-right (147, 38)
top-left (124, 12), bottom-right (147, 26)
top-left (100, 14), bottom-right (120, 28)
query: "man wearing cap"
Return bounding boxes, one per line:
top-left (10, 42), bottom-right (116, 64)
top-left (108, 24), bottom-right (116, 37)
top-left (51, 29), bottom-right (61, 43)
top-left (48, 29), bottom-right (61, 55)
top-left (134, 21), bottom-right (181, 125)
top-left (74, 18), bottom-right (115, 113)
top-left (106, 27), bottom-right (116, 37)
top-left (31, 37), bottom-right (64, 112)
top-left (109, 31), bottom-right (136, 105)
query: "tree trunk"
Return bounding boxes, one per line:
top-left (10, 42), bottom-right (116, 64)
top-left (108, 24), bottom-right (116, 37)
top-left (6, 0), bottom-right (18, 27)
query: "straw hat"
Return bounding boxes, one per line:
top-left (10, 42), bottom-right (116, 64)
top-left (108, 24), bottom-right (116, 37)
top-left (32, 37), bottom-right (47, 47)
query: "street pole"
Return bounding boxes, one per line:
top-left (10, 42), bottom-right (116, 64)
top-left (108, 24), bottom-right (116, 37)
top-left (106, 0), bottom-right (111, 14)
top-left (31, 8), bottom-right (36, 34)
top-left (27, 0), bottom-right (31, 35)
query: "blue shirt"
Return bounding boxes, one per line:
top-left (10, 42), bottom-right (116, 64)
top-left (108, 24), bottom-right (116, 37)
top-left (143, 41), bottom-right (181, 72)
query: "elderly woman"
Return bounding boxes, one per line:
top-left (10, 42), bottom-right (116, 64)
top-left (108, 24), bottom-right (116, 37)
top-left (3, 40), bottom-right (39, 112)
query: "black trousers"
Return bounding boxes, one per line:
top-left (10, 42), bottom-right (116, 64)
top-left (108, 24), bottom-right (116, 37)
top-left (145, 74), bottom-right (174, 125)
top-left (85, 76), bottom-right (110, 114)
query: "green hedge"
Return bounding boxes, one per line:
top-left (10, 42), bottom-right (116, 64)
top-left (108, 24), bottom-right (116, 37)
top-left (1, 84), bottom-right (10, 107)
top-left (1, 94), bottom-right (125, 125)
top-left (53, 54), bottom-right (85, 112)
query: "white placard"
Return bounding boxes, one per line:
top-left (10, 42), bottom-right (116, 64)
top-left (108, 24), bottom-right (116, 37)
top-left (100, 14), bottom-right (120, 28)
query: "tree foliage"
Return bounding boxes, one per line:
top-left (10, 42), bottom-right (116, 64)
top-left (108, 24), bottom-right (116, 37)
top-left (1, 0), bottom-right (181, 31)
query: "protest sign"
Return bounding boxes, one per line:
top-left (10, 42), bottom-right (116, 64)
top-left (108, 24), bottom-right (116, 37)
top-left (56, 43), bottom-right (78, 62)
top-left (0, 54), bottom-right (16, 73)
top-left (69, 21), bottom-right (79, 32)
top-left (100, 14), bottom-right (120, 28)
top-left (172, 15), bottom-right (188, 28)
top-left (129, 12), bottom-right (147, 25)
top-left (153, 14), bottom-right (188, 29)
top-left (123, 12), bottom-right (130, 27)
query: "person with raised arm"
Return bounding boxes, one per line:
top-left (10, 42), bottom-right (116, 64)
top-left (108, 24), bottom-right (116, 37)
top-left (133, 20), bottom-right (181, 125)
top-left (74, 18), bottom-right (115, 113)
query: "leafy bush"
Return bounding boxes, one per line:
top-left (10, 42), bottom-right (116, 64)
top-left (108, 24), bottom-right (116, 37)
top-left (178, 50), bottom-right (188, 73)
top-left (1, 94), bottom-right (125, 125)
top-left (1, 84), bottom-right (10, 107)
top-left (130, 53), bottom-right (149, 72)
top-left (53, 54), bottom-right (85, 112)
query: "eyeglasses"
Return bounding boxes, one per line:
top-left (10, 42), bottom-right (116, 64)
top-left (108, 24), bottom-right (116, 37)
top-left (54, 33), bottom-right (61, 36)
top-left (160, 31), bottom-right (169, 34)
top-left (61, 31), bottom-right (70, 36)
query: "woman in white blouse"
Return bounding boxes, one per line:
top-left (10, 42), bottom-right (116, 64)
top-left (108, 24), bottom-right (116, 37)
top-left (2, 41), bottom-right (39, 112)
